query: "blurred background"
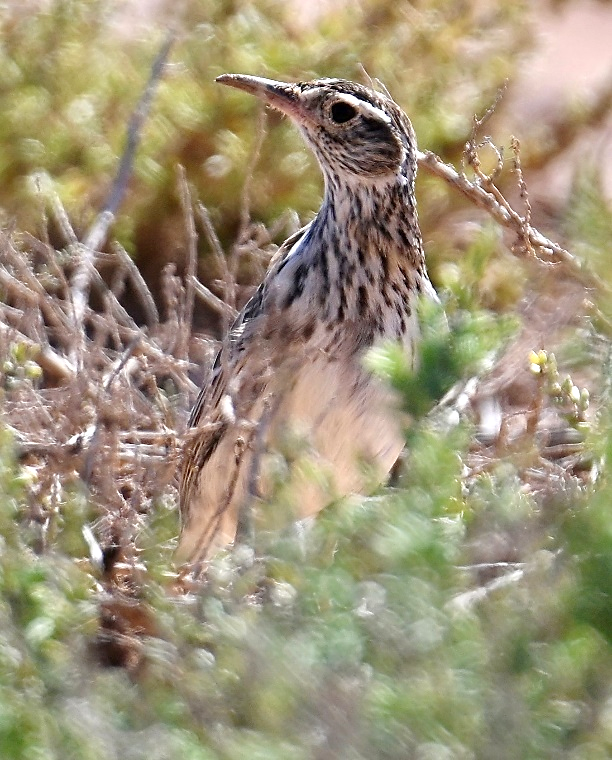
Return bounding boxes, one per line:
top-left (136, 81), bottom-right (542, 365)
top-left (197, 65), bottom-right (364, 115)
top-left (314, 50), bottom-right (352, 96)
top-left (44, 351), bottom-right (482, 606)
top-left (2, 2), bottom-right (612, 758)
top-left (2, 0), bottom-right (611, 324)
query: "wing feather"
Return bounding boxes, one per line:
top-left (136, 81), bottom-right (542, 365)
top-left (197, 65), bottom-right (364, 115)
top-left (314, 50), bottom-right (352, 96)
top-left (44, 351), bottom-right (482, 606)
top-left (179, 222), bottom-right (312, 530)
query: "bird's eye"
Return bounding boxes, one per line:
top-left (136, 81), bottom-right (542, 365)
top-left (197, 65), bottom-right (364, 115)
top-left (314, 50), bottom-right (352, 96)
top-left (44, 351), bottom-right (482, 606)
top-left (330, 101), bottom-right (357, 124)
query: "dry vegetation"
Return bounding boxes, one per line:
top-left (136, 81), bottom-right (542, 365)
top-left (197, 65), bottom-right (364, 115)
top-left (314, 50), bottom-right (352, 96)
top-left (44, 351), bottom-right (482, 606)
top-left (2, 1), bottom-right (612, 757)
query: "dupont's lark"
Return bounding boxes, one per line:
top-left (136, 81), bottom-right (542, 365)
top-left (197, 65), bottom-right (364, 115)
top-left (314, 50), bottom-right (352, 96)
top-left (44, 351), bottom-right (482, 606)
top-left (178, 74), bottom-right (438, 564)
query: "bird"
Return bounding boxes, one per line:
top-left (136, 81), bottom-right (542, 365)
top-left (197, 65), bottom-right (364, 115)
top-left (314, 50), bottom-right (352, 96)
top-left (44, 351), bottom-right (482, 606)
top-left (177, 73), bottom-right (438, 566)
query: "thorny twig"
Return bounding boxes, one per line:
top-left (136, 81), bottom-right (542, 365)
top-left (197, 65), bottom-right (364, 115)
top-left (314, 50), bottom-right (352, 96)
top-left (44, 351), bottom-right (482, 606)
top-left (510, 135), bottom-right (534, 256)
top-left (462, 82), bottom-right (507, 183)
top-left (417, 83), bottom-right (601, 287)
top-left (417, 149), bottom-right (595, 283)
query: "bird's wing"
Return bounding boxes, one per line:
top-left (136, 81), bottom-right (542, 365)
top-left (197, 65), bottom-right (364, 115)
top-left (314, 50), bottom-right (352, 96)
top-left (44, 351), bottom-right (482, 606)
top-left (179, 221), bottom-right (312, 521)
top-left (187, 220), bottom-right (311, 428)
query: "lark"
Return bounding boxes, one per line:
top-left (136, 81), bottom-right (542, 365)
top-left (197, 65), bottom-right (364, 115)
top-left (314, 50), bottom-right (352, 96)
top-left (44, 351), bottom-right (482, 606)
top-left (178, 73), bottom-right (438, 565)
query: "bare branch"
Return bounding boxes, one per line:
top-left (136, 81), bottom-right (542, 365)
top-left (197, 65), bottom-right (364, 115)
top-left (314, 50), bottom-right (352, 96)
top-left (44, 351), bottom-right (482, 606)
top-left (44, 178), bottom-right (78, 246)
top-left (160, 262), bottom-right (182, 355)
top-left (177, 165), bottom-right (198, 361)
top-left (510, 136), bottom-right (534, 256)
top-left (72, 34), bottom-right (174, 353)
top-left (103, 337), bottom-right (141, 392)
top-left (0, 262), bottom-right (73, 340)
top-left (87, 264), bottom-right (140, 333)
top-left (223, 106), bottom-right (269, 321)
top-left (448, 566), bottom-right (525, 613)
top-left (83, 32), bottom-right (175, 252)
top-left (110, 242), bottom-right (159, 327)
top-left (463, 83), bottom-right (507, 184)
top-left (417, 149), bottom-right (599, 288)
top-left (190, 275), bottom-right (238, 321)
top-left (195, 201), bottom-right (235, 311)
top-left (69, 243), bottom-right (95, 365)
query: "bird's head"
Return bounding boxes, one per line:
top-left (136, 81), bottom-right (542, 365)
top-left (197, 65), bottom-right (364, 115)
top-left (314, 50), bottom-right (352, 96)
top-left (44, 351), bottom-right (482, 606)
top-left (216, 74), bottom-right (417, 185)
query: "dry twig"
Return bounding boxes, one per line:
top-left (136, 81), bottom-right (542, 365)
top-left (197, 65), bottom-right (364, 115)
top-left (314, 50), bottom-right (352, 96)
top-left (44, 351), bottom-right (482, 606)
top-left (70, 33), bottom-right (174, 357)
top-left (417, 150), bottom-right (592, 282)
top-left (177, 166), bottom-right (198, 361)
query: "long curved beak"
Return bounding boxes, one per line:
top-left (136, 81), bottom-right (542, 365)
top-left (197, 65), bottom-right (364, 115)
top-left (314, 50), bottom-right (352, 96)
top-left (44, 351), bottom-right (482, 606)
top-left (216, 73), bottom-right (309, 123)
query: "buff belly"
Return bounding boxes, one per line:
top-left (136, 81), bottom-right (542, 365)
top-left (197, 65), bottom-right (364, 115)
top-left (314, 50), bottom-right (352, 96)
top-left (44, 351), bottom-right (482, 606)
top-left (176, 351), bottom-right (405, 563)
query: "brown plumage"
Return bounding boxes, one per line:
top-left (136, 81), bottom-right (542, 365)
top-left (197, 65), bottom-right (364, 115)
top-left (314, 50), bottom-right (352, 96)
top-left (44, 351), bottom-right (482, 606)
top-left (178, 74), bottom-right (437, 565)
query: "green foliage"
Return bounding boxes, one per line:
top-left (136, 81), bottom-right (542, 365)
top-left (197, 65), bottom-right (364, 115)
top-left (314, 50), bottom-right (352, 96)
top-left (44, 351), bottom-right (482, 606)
top-left (529, 349), bottom-right (590, 431)
top-left (565, 165), bottom-right (612, 276)
top-left (564, 424), bottom-right (612, 646)
top-left (432, 221), bottom-right (529, 314)
top-left (1, 314), bottom-right (612, 757)
top-left (0, 0), bottom-right (529, 260)
top-left (2, 341), bottom-right (43, 389)
top-left (367, 297), bottom-right (516, 419)
top-left (0, 428), bottom-right (98, 758)
top-left (2, 1), bottom-right (612, 758)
